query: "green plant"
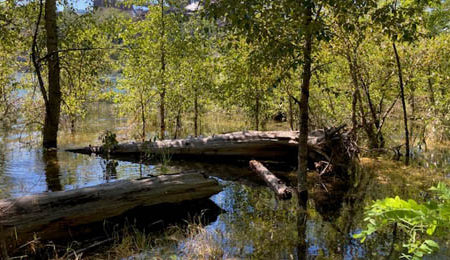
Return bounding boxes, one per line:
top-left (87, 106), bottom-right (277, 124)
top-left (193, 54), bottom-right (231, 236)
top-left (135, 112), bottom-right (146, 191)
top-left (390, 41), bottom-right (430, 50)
top-left (354, 182), bottom-right (450, 259)
top-left (100, 130), bottom-right (118, 156)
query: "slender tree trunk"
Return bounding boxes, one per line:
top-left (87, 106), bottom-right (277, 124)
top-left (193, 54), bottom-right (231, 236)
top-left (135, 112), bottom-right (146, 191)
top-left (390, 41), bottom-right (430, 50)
top-left (410, 87), bottom-right (416, 144)
top-left (159, 0), bottom-right (166, 140)
top-left (70, 118), bottom-right (75, 134)
top-left (194, 87), bottom-right (199, 137)
top-left (31, 0), bottom-right (47, 111)
top-left (346, 52), bottom-right (359, 138)
top-left (347, 53), bottom-right (380, 148)
top-left (427, 68), bottom-right (436, 107)
top-left (174, 108), bottom-right (182, 139)
top-left (289, 96), bottom-right (294, 130)
top-left (360, 73), bottom-right (384, 148)
top-left (297, 3), bottom-right (313, 209)
top-left (392, 42), bottom-right (410, 165)
top-left (140, 92), bottom-right (146, 142)
top-left (255, 91), bottom-right (260, 131)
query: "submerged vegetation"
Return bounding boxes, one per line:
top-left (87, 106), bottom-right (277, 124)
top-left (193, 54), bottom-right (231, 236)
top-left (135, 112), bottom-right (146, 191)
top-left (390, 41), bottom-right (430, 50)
top-left (0, 0), bottom-right (449, 259)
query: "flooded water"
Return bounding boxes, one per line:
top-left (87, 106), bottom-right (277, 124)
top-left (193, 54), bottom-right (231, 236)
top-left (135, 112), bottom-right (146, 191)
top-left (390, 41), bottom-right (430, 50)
top-left (0, 102), bottom-right (448, 259)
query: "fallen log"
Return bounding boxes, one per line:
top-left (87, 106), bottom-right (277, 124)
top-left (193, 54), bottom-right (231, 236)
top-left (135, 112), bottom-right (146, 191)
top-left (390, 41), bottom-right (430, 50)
top-left (249, 160), bottom-right (292, 200)
top-left (67, 128), bottom-right (356, 170)
top-left (68, 131), bottom-right (299, 161)
top-left (0, 171), bottom-right (221, 253)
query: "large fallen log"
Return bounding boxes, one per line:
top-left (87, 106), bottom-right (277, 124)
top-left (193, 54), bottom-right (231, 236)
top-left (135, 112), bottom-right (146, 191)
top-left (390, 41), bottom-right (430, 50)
top-left (67, 128), bottom-right (356, 170)
top-left (68, 131), bottom-right (299, 161)
top-left (249, 160), bottom-right (292, 200)
top-left (0, 171), bottom-right (221, 253)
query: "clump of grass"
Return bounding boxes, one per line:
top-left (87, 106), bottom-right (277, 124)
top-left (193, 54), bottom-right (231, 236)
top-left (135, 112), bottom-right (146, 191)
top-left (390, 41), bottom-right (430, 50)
top-left (100, 218), bottom-right (224, 260)
top-left (179, 222), bottom-right (224, 259)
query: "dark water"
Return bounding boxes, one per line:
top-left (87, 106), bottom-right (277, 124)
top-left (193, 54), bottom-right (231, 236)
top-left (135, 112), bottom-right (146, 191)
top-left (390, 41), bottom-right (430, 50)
top-left (0, 103), bottom-right (448, 259)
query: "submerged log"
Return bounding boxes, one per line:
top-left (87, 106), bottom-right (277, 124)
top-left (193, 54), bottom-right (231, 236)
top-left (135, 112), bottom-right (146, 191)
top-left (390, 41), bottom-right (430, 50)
top-left (249, 160), bottom-right (292, 200)
top-left (68, 128), bottom-right (355, 168)
top-left (0, 171), bottom-right (221, 252)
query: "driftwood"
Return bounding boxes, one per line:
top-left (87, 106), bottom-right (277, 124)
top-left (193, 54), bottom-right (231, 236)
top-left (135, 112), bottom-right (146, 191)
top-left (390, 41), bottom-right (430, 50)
top-left (0, 171), bottom-right (221, 252)
top-left (68, 128), bottom-right (356, 172)
top-left (249, 160), bottom-right (292, 200)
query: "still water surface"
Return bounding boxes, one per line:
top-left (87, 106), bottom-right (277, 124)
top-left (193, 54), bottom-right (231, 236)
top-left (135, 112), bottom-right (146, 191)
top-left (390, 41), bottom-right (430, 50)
top-left (0, 103), bottom-right (448, 259)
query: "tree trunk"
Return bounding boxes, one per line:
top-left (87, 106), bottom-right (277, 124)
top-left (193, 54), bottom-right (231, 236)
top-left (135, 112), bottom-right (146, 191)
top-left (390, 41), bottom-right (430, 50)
top-left (140, 91), bottom-right (146, 141)
top-left (194, 87), bottom-right (199, 137)
top-left (298, 3), bottom-right (313, 208)
top-left (159, 0), bottom-right (166, 140)
top-left (70, 118), bottom-right (76, 134)
top-left (427, 68), bottom-right (436, 108)
top-left (249, 160), bottom-right (292, 200)
top-left (42, 0), bottom-right (62, 149)
top-left (360, 71), bottom-right (384, 148)
top-left (289, 97), bottom-right (294, 130)
top-left (255, 91), bottom-right (260, 131)
top-left (0, 171), bottom-right (221, 252)
top-left (141, 93), bottom-right (146, 141)
top-left (392, 42), bottom-right (410, 165)
top-left (346, 53), bottom-right (380, 149)
top-left (174, 107), bottom-right (182, 139)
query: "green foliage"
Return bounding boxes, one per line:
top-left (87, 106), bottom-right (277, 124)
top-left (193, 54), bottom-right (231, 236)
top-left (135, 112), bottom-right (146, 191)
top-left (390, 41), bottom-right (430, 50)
top-left (0, 0), bottom-right (33, 126)
top-left (58, 8), bottom-right (117, 130)
top-left (100, 130), bottom-right (118, 154)
top-left (354, 182), bottom-right (450, 259)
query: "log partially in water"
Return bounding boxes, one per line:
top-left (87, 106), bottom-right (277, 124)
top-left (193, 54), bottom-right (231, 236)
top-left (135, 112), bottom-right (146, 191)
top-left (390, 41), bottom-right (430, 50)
top-left (67, 130), bottom-right (346, 163)
top-left (249, 160), bottom-right (292, 200)
top-left (0, 171), bottom-right (221, 252)
top-left (68, 128), bottom-right (356, 177)
top-left (68, 131), bottom-right (300, 161)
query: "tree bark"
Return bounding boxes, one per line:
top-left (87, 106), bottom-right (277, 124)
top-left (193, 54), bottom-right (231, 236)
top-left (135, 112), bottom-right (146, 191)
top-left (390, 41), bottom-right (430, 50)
top-left (159, 0), bottom-right (166, 140)
top-left (289, 97), bottom-right (294, 130)
top-left (194, 87), bottom-right (199, 137)
top-left (249, 160), bottom-right (292, 200)
top-left (0, 171), bottom-right (221, 252)
top-left (427, 68), bottom-right (436, 107)
top-left (392, 42), bottom-right (410, 165)
top-left (255, 91), bottom-right (260, 131)
top-left (346, 52), bottom-right (380, 149)
top-left (174, 107), bottom-right (182, 139)
top-left (298, 2), bottom-right (313, 208)
top-left (140, 91), bottom-right (146, 141)
top-left (42, 0), bottom-right (62, 149)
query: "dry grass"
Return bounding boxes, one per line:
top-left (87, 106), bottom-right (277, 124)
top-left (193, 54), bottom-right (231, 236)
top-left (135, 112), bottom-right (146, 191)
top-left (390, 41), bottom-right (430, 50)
top-left (358, 156), bottom-right (449, 202)
top-left (360, 157), bottom-right (448, 185)
top-left (89, 219), bottom-right (225, 260)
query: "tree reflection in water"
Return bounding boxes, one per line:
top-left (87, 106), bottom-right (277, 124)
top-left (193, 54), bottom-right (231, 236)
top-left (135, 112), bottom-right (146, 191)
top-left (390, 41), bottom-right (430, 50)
top-left (42, 150), bottom-right (62, 192)
top-left (193, 167), bottom-right (404, 259)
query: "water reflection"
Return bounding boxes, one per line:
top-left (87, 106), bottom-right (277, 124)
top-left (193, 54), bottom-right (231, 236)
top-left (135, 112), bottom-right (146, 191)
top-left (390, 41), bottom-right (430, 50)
top-left (42, 150), bottom-right (62, 192)
top-left (0, 102), bottom-right (448, 258)
top-left (102, 159), bottom-right (118, 181)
